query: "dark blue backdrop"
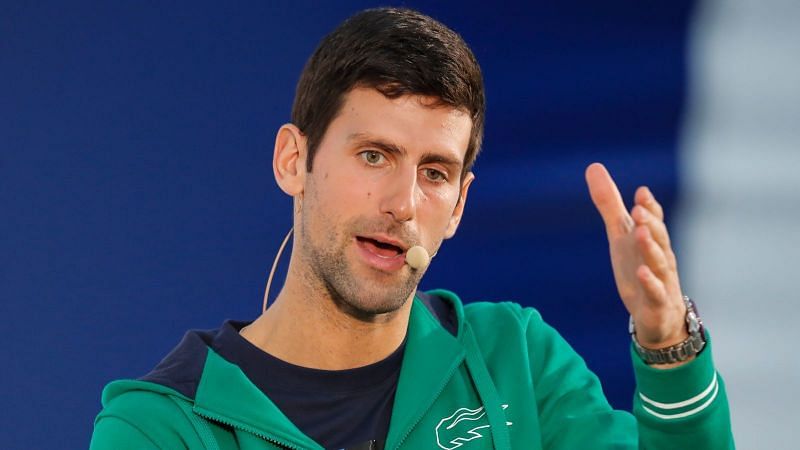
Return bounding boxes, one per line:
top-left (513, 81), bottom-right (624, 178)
top-left (1, 1), bottom-right (694, 448)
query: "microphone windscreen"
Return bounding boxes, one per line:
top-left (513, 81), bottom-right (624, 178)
top-left (405, 245), bottom-right (430, 270)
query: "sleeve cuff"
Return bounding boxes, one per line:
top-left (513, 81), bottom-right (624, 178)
top-left (631, 331), bottom-right (720, 420)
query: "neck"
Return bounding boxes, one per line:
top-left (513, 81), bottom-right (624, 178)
top-left (240, 251), bottom-right (414, 370)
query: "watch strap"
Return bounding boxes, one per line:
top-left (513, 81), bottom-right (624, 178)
top-left (630, 296), bottom-right (707, 365)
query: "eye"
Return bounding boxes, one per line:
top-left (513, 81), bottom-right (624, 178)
top-left (423, 168), bottom-right (447, 183)
top-left (359, 150), bottom-right (386, 166)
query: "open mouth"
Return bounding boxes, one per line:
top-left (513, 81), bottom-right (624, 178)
top-left (355, 236), bottom-right (403, 258)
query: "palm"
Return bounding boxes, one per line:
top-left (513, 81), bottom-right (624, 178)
top-left (585, 163), bottom-right (686, 348)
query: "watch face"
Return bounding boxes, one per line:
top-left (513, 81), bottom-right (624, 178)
top-left (689, 298), bottom-right (699, 316)
top-left (683, 295), bottom-right (700, 318)
top-left (684, 297), bottom-right (703, 334)
top-left (688, 312), bottom-right (701, 333)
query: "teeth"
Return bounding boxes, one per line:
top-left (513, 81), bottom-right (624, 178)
top-left (362, 237), bottom-right (399, 249)
top-left (360, 237), bottom-right (401, 257)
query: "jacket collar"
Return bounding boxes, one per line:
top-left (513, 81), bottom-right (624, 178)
top-left (385, 290), bottom-right (465, 449)
top-left (192, 290), bottom-right (467, 449)
top-left (193, 349), bottom-right (323, 449)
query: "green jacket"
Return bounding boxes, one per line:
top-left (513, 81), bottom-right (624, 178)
top-left (90, 290), bottom-right (734, 449)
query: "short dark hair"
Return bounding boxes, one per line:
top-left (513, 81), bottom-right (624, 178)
top-left (291, 7), bottom-right (485, 178)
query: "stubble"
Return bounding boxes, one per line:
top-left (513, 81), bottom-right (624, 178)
top-left (298, 193), bottom-right (424, 322)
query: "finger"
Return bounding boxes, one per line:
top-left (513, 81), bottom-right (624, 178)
top-left (585, 163), bottom-right (634, 237)
top-left (631, 204), bottom-right (672, 253)
top-left (635, 186), bottom-right (664, 221)
top-left (635, 224), bottom-right (672, 281)
top-left (636, 264), bottom-right (668, 305)
top-left (632, 205), bottom-right (678, 270)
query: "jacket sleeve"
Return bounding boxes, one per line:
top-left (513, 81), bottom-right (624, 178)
top-left (630, 332), bottom-right (734, 448)
top-left (524, 308), bottom-right (734, 449)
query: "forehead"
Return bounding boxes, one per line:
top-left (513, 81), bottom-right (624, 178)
top-left (325, 87), bottom-right (472, 161)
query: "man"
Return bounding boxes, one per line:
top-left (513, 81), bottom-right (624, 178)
top-left (90, 7), bottom-right (734, 449)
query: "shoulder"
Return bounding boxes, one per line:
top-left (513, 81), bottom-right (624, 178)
top-left (92, 380), bottom-right (197, 448)
top-left (425, 289), bottom-right (556, 345)
top-left (102, 379), bottom-right (189, 412)
top-left (462, 300), bottom-right (562, 356)
top-left (463, 300), bottom-right (547, 334)
top-left (463, 301), bottom-right (528, 352)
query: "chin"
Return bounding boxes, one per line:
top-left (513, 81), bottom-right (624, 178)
top-left (326, 278), bottom-right (415, 322)
top-left (302, 232), bottom-right (420, 321)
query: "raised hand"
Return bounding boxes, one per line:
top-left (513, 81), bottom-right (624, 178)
top-left (585, 163), bottom-right (689, 354)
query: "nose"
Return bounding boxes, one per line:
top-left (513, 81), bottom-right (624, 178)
top-left (379, 166), bottom-right (418, 223)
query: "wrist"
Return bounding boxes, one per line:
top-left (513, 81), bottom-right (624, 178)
top-left (630, 296), bottom-right (706, 366)
top-left (649, 354), bottom-right (696, 369)
top-left (637, 326), bottom-right (689, 350)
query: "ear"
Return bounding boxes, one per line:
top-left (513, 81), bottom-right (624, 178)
top-left (443, 171), bottom-right (475, 239)
top-left (273, 124), bottom-right (307, 197)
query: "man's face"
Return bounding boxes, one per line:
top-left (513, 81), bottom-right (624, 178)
top-left (297, 87), bottom-right (473, 319)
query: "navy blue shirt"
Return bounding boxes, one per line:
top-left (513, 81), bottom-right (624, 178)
top-left (212, 321), bottom-right (404, 450)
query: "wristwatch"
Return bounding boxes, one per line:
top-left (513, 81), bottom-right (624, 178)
top-left (629, 295), bottom-right (706, 365)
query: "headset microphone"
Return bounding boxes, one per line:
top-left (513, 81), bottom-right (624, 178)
top-left (264, 231), bottom-right (437, 312)
top-left (405, 245), bottom-right (434, 270)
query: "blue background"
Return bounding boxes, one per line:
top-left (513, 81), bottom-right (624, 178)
top-left (1, 1), bottom-right (694, 447)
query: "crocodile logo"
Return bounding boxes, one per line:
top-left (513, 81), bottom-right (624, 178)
top-left (435, 404), bottom-right (510, 449)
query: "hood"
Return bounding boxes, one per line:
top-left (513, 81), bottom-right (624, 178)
top-left (128, 290), bottom-right (459, 402)
top-left (100, 290), bottom-right (510, 449)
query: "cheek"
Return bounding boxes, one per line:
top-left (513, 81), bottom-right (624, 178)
top-left (310, 169), bottom-right (373, 222)
top-left (419, 187), bottom-right (460, 230)
top-left (316, 167), bottom-right (357, 197)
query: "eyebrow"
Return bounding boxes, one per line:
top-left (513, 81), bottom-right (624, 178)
top-left (347, 132), bottom-right (464, 172)
top-left (348, 132), bottom-right (407, 157)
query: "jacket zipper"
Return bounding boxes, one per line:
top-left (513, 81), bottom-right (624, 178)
top-left (391, 358), bottom-right (463, 450)
top-left (194, 408), bottom-right (304, 450)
